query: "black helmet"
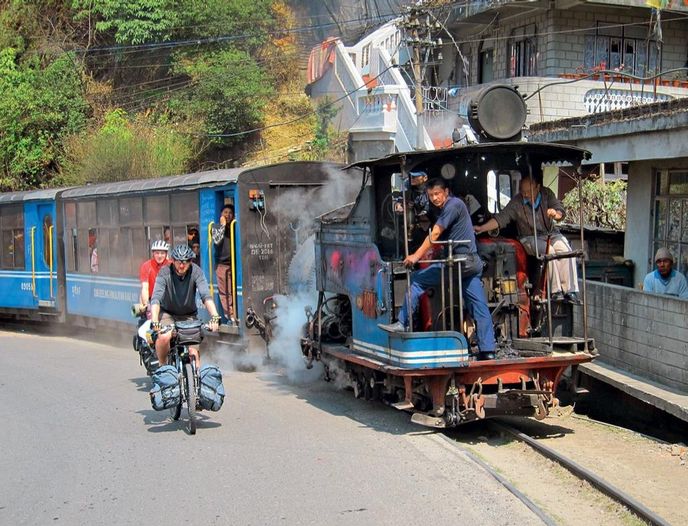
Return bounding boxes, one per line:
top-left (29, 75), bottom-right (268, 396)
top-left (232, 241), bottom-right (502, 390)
top-left (171, 244), bottom-right (195, 262)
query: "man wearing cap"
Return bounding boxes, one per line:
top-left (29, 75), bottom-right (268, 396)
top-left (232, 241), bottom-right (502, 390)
top-left (643, 248), bottom-right (688, 299)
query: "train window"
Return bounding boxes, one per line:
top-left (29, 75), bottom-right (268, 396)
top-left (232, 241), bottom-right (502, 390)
top-left (77, 229), bottom-right (90, 272)
top-left (170, 192), bottom-right (198, 223)
top-left (42, 214), bottom-right (53, 268)
top-left (145, 195), bottom-right (170, 224)
top-left (97, 200), bottom-right (118, 227)
top-left (64, 202), bottom-right (76, 229)
top-left (132, 228), bottom-right (147, 267)
top-left (0, 205), bottom-right (24, 269)
top-left (77, 202), bottom-right (96, 227)
top-left (498, 172), bottom-right (512, 209)
top-left (119, 198), bottom-right (143, 225)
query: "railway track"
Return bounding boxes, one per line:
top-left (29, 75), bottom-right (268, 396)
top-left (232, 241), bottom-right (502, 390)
top-left (481, 420), bottom-right (673, 526)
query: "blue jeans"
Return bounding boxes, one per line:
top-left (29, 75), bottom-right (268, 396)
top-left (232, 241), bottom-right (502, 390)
top-left (398, 263), bottom-right (496, 352)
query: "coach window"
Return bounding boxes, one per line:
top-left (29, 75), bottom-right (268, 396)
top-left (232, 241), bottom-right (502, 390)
top-left (97, 199), bottom-right (118, 274)
top-left (1, 205), bottom-right (24, 269)
top-left (64, 202), bottom-right (77, 271)
top-left (145, 195), bottom-right (170, 249)
top-left (42, 214), bottom-right (53, 267)
top-left (119, 197), bottom-right (144, 276)
top-left (76, 201), bottom-right (96, 273)
top-left (653, 169), bottom-right (688, 275)
top-left (170, 192), bottom-right (199, 249)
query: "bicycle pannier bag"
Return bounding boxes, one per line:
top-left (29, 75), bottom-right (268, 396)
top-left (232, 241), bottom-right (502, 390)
top-left (199, 364), bottom-right (225, 411)
top-left (149, 365), bottom-right (181, 410)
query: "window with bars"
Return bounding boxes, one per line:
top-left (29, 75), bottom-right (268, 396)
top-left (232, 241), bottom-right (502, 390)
top-left (66, 192), bottom-right (199, 276)
top-left (0, 205), bottom-right (24, 269)
top-left (507, 24), bottom-right (537, 78)
top-left (652, 169), bottom-right (688, 275)
top-left (584, 22), bottom-right (660, 76)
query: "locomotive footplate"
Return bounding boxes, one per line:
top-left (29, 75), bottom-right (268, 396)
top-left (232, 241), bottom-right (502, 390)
top-left (512, 336), bottom-right (595, 355)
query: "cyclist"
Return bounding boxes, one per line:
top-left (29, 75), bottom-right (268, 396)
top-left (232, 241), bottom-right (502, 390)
top-left (150, 244), bottom-right (221, 367)
top-left (139, 240), bottom-right (171, 317)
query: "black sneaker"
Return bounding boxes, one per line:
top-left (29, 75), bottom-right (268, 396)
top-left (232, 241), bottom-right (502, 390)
top-left (565, 292), bottom-right (582, 305)
top-left (551, 291), bottom-right (565, 302)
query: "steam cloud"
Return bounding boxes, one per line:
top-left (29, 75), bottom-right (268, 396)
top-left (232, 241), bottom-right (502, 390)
top-left (265, 166), bottom-right (361, 382)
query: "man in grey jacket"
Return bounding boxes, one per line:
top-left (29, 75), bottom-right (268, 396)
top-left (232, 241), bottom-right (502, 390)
top-left (474, 176), bottom-right (580, 303)
top-left (150, 244), bottom-right (220, 367)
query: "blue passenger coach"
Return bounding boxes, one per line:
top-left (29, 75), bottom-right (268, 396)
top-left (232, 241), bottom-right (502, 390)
top-left (0, 189), bottom-right (62, 318)
top-left (59, 170), bottom-right (241, 327)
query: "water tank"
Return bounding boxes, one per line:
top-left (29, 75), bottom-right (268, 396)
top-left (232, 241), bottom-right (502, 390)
top-left (457, 84), bottom-right (527, 141)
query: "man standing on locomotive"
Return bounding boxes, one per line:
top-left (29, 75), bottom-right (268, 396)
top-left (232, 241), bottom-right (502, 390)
top-left (150, 244), bottom-right (221, 367)
top-left (474, 175), bottom-right (581, 304)
top-left (643, 248), bottom-right (688, 299)
top-left (379, 178), bottom-right (497, 361)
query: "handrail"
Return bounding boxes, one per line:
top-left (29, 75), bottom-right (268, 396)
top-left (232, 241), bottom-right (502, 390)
top-left (48, 224), bottom-right (54, 299)
top-left (229, 219), bottom-right (237, 320)
top-left (30, 226), bottom-right (36, 298)
top-left (207, 221), bottom-right (215, 296)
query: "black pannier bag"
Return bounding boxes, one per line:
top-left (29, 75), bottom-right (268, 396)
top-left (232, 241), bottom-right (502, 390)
top-left (199, 364), bottom-right (225, 411)
top-left (175, 319), bottom-right (203, 345)
top-left (150, 365), bottom-right (181, 410)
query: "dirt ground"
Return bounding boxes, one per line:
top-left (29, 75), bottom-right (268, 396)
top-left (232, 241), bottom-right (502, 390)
top-left (448, 409), bottom-right (687, 526)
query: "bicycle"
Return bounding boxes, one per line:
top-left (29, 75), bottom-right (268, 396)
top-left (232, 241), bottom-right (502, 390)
top-left (159, 320), bottom-right (207, 435)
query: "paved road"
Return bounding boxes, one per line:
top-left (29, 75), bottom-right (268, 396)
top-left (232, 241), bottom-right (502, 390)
top-left (0, 328), bottom-right (543, 526)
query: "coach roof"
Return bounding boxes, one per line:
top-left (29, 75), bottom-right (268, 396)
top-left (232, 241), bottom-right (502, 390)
top-left (61, 168), bottom-right (242, 199)
top-left (0, 188), bottom-right (65, 204)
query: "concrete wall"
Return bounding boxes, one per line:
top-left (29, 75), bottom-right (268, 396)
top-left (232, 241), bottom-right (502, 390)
top-left (578, 280), bottom-right (688, 392)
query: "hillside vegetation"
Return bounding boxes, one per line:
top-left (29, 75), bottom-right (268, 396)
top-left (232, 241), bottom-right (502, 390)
top-left (0, 0), bottom-right (344, 192)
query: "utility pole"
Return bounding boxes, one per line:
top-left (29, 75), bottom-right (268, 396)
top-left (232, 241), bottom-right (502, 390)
top-left (398, 4), bottom-right (442, 150)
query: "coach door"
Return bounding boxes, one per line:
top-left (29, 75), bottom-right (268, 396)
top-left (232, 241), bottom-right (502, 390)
top-left (29, 203), bottom-right (57, 308)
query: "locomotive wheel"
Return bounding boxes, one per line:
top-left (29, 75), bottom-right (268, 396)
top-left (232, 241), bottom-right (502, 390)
top-left (352, 381), bottom-right (363, 399)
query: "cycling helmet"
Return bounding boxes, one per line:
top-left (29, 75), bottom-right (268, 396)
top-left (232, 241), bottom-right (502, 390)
top-left (150, 240), bottom-right (169, 252)
top-left (171, 244), bottom-right (195, 262)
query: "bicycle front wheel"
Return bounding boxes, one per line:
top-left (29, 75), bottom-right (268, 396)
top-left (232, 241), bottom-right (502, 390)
top-left (185, 362), bottom-right (197, 435)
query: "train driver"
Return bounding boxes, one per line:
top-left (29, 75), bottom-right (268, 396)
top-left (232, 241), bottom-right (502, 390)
top-left (379, 178), bottom-right (497, 360)
top-left (474, 176), bottom-right (581, 304)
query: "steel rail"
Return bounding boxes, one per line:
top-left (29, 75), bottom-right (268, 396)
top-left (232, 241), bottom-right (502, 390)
top-left (492, 421), bottom-right (672, 526)
top-left (438, 434), bottom-right (556, 526)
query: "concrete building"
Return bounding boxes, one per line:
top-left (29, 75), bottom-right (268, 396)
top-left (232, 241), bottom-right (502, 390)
top-left (306, 1), bottom-right (688, 160)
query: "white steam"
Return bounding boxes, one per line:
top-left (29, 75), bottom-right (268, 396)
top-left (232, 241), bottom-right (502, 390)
top-left (264, 165), bottom-right (360, 383)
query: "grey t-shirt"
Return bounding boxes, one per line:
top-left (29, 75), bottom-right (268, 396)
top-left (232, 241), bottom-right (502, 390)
top-left (150, 263), bottom-right (211, 316)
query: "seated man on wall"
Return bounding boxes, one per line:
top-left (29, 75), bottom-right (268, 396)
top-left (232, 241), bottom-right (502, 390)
top-left (643, 248), bottom-right (688, 299)
top-left (474, 176), bottom-right (580, 304)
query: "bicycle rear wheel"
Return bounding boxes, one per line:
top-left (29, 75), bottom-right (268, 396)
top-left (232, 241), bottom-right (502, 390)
top-left (185, 362), bottom-right (197, 435)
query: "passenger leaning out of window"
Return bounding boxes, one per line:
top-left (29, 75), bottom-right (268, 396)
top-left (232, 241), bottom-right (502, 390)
top-left (139, 240), bottom-right (171, 318)
top-left (474, 175), bottom-right (581, 304)
top-left (642, 248), bottom-right (688, 299)
top-left (211, 205), bottom-right (235, 324)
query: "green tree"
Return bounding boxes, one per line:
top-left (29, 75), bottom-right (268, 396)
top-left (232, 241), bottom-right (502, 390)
top-left (168, 48), bottom-right (271, 146)
top-left (562, 177), bottom-right (627, 230)
top-left (59, 109), bottom-right (193, 184)
top-left (0, 48), bottom-right (89, 190)
top-left (72, 0), bottom-right (179, 45)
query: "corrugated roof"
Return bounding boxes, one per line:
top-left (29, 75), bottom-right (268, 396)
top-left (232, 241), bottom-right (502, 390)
top-left (61, 169), bottom-right (241, 199)
top-left (0, 188), bottom-right (66, 204)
